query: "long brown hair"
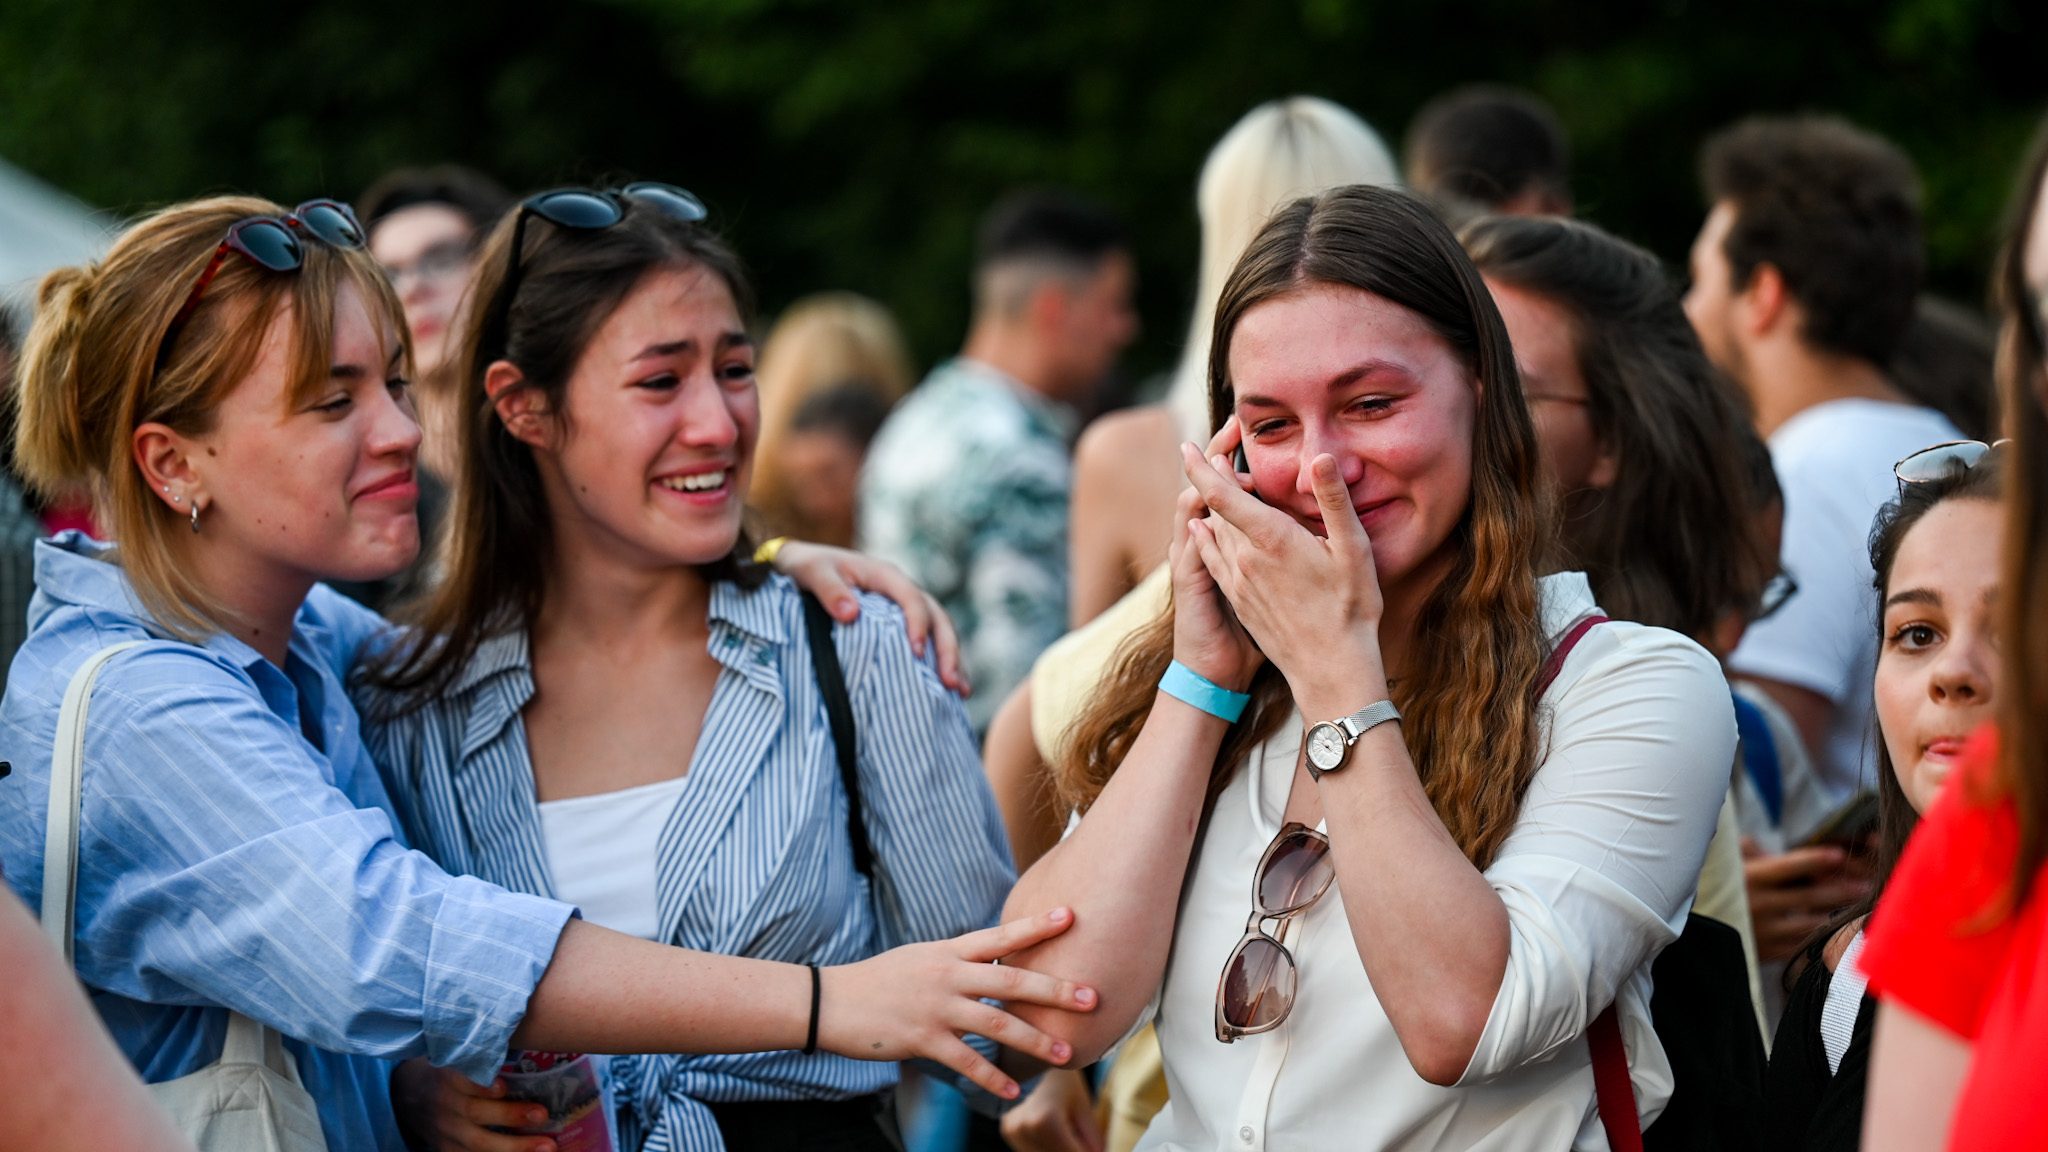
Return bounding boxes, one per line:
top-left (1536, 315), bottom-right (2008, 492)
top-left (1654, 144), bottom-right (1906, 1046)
top-left (12, 195), bottom-right (406, 638)
top-left (1797, 456), bottom-right (2007, 973)
top-left (1989, 115), bottom-right (2048, 906)
top-left (372, 194), bottom-right (762, 699)
top-left (1055, 185), bottom-right (1552, 870)
top-left (1462, 214), bottom-right (1766, 640)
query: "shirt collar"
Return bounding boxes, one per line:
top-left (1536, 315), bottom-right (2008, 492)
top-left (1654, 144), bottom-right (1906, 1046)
top-left (1537, 570), bottom-right (1599, 641)
top-left (444, 575), bottom-right (790, 697)
top-left (31, 531), bottom-right (331, 677)
top-left (947, 357), bottom-right (1082, 441)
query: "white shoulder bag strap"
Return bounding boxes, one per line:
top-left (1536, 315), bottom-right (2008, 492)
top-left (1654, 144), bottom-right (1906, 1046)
top-left (40, 640), bottom-right (142, 961)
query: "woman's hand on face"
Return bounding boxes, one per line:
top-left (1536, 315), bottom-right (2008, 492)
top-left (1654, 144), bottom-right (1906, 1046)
top-left (821, 907), bottom-right (1097, 1101)
top-left (770, 540), bottom-right (968, 694)
top-left (389, 1058), bottom-right (557, 1152)
top-left (1182, 442), bottom-right (1385, 689)
top-left (1169, 480), bottom-right (1262, 693)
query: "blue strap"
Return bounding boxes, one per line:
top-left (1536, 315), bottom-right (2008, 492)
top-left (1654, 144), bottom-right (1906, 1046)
top-left (1732, 693), bottom-right (1783, 826)
top-left (1159, 661), bottom-right (1250, 723)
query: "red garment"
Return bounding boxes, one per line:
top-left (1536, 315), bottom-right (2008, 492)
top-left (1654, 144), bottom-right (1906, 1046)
top-left (37, 499), bottom-right (97, 538)
top-left (1861, 727), bottom-right (2047, 1150)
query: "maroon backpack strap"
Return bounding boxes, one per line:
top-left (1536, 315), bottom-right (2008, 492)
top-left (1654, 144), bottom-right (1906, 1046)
top-left (1536, 612), bottom-right (1609, 697)
top-left (1539, 612), bottom-right (1642, 1149)
top-left (1590, 1004), bottom-right (1643, 1152)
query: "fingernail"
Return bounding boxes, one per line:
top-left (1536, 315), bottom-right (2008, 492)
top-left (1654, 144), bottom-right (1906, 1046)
top-left (1003, 1081), bottom-right (1022, 1100)
top-left (1052, 1041), bottom-right (1072, 1062)
top-left (530, 1110), bottom-right (547, 1126)
top-left (1075, 987), bottom-right (1096, 1007)
top-left (836, 598), bottom-right (856, 615)
top-left (1049, 906), bottom-right (1070, 922)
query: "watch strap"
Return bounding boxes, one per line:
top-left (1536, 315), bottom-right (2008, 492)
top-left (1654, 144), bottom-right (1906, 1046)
top-left (1336, 699), bottom-right (1402, 741)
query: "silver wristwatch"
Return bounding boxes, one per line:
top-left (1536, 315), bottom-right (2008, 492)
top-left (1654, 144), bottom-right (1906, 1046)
top-left (1304, 700), bottom-right (1402, 778)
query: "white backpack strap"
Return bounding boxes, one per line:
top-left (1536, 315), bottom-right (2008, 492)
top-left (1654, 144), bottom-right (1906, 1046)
top-left (39, 641), bottom-right (145, 963)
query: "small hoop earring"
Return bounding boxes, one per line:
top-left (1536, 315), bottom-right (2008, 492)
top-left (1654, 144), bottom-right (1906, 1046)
top-left (190, 502), bottom-right (201, 534)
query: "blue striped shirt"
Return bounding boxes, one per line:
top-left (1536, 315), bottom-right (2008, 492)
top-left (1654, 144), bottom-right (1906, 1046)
top-left (355, 574), bottom-right (1015, 1152)
top-left (0, 535), bottom-right (576, 1151)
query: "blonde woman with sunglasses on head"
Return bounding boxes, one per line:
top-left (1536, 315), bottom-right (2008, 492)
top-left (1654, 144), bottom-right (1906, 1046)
top-left (998, 186), bottom-right (1735, 1150)
top-left (0, 194), bottom-right (1091, 1152)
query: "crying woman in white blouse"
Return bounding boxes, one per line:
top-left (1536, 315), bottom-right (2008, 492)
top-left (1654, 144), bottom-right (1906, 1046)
top-left (1002, 185), bottom-right (1735, 1151)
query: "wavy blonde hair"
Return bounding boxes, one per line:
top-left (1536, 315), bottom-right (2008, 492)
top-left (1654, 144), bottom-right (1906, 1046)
top-left (12, 195), bottom-right (406, 638)
top-left (748, 292), bottom-right (913, 545)
top-left (1165, 97), bottom-right (1400, 444)
top-left (1056, 186), bottom-right (1552, 870)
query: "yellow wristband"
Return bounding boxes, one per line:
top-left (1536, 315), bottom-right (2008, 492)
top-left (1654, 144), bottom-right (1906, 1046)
top-left (752, 536), bottom-right (790, 566)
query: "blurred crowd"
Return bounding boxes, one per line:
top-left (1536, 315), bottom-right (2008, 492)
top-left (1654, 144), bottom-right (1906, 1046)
top-left (0, 82), bottom-right (2043, 1152)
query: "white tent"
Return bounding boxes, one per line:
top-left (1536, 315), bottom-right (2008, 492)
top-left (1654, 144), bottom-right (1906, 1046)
top-left (0, 157), bottom-right (116, 319)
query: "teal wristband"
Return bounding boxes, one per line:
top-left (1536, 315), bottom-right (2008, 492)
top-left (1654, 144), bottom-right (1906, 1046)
top-left (1159, 660), bottom-right (1250, 723)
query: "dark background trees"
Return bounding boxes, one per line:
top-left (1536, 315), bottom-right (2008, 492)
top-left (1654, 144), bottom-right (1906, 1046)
top-left (2, 0), bottom-right (2042, 392)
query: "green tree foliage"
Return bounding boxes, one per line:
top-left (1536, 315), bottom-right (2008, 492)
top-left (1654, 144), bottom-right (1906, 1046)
top-left (1, 0), bottom-right (2041, 384)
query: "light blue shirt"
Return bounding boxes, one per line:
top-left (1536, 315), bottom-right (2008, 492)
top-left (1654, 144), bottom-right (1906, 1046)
top-left (357, 574), bottom-right (1015, 1152)
top-left (0, 535), bottom-right (575, 1151)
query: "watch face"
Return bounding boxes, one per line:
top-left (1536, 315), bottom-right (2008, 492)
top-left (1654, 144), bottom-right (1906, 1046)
top-left (1307, 723), bottom-right (1347, 772)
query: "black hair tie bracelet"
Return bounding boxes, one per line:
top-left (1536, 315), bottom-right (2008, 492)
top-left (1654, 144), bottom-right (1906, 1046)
top-left (802, 964), bottom-right (821, 1056)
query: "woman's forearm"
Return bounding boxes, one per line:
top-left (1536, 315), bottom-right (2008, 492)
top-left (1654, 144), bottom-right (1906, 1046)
top-left (515, 920), bottom-right (809, 1054)
top-left (1294, 677), bottom-right (1510, 1086)
top-left (1000, 693), bottom-right (1225, 1061)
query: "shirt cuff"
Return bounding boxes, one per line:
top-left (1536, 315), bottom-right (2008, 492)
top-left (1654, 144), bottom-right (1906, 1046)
top-left (419, 875), bottom-right (578, 1080)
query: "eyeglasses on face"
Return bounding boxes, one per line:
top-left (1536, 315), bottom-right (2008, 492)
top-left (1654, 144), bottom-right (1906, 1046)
top-left (153, 200), bottom-right (366, 373)
top-left (482, 182), bottom-right (708, 359)
top-left (1751, 570), bottom-right (1798, 623)
top-left (382, 238), bottom-right (475, 289)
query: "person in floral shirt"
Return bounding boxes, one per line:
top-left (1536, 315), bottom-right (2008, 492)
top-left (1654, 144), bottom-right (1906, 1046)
top-left (861, 189), bottom-right (1136, 733)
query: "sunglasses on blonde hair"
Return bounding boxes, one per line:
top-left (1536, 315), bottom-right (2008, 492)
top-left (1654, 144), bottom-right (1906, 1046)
top-left (152, 200), bottom-right (366, 373)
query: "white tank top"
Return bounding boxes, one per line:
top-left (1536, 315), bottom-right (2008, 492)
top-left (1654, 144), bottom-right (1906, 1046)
top-left (537, 775), bottom-right (690, 941)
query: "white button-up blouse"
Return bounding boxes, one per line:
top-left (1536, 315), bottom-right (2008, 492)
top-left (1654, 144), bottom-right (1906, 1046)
top-left (1132, 573), bottom-right (1735, 1151)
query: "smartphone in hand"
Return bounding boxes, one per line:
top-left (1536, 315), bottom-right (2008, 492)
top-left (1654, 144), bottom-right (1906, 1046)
top-left (1797, 791), bottom-right (1880, 850)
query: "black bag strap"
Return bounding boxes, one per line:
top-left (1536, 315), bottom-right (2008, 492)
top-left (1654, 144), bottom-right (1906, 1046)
top-left (800, 591), bottom-right (873, 878)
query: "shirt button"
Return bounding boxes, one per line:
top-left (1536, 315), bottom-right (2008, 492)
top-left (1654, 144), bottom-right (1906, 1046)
top-left (1239, 1126), bottom-right (1254, 1144)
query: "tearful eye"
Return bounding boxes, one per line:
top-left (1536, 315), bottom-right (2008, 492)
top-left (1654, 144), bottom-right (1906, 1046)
top-left (637, 373), bottom-right (681, 391)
